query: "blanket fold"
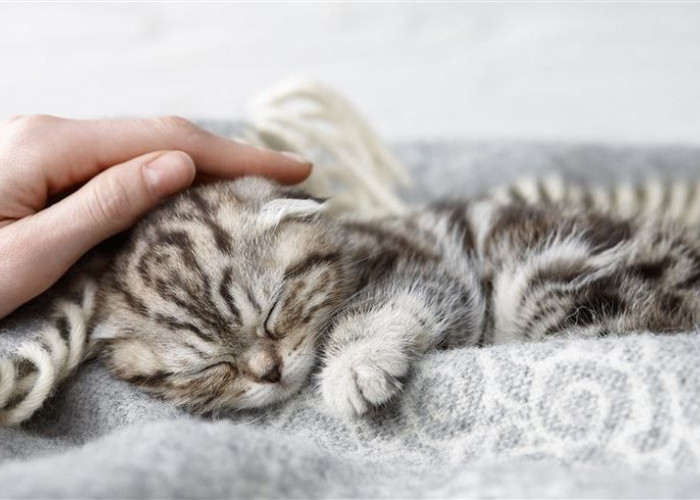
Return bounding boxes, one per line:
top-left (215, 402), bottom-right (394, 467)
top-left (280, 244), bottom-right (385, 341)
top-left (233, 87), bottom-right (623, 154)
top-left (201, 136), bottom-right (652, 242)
top-left (2, 130), bottom-right (700, 498)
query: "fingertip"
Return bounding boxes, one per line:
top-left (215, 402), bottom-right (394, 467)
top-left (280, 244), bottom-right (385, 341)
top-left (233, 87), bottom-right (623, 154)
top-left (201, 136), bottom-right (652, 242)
top-left (143, 151), bottom-right (196, 199)
top-left (279, 151), bottom-right (311, 165)
top-left (268, 152), bottom-right (313, 185)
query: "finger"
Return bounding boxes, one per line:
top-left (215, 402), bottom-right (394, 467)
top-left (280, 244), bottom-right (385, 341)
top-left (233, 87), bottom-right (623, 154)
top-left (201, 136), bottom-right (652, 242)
top-left (45, 167), bottom-right (267, 206)
top-left (0, 151), bottom-right (195, 315)
top-left (45, 168), bottom-right (228, 207)
top-left (7, 115), bottom-right (311, 194)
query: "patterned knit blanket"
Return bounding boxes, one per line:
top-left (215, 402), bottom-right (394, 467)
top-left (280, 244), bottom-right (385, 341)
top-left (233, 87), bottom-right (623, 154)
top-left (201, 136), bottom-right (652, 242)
top-left (1, 135), bottom-right (700, 498)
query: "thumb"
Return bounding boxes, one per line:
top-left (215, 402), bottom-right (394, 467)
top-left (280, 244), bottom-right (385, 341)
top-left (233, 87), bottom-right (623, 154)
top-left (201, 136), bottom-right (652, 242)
top-left (53, 150), bottom-right (196, 248)
top-left (0, 151), bottom-right (195, 315)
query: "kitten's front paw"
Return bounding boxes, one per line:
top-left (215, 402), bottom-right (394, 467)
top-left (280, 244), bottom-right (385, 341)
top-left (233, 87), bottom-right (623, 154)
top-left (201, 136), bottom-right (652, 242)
top-left (319, 342), bottom-right (409, 419)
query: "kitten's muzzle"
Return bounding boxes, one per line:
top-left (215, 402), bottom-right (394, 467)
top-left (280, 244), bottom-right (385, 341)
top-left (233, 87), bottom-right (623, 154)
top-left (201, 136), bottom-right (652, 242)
top-left (244, 346), bottom-right (283, 384)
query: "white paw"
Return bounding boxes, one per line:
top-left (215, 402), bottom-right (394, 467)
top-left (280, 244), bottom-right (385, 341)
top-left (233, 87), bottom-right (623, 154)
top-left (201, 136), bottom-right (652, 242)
top-left (319, 342), bottom-right (409, 419)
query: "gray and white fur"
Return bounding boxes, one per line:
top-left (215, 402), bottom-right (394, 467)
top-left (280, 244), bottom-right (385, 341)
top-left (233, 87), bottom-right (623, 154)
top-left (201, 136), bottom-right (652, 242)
top-left (3, 175), bottom-right (700, 424)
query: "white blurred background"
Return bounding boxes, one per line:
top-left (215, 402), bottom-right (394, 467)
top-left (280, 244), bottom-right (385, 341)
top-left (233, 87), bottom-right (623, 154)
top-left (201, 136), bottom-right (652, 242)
top-left (1, 3), bottom-right (699, 144)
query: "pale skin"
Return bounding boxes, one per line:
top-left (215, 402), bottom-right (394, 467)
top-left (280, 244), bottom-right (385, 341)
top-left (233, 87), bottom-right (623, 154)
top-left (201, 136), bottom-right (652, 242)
top-left (0, 115), bottom-right (312, 320)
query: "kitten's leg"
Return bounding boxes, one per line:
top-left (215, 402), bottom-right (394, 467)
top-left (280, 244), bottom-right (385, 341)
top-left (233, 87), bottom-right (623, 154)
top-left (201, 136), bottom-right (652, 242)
top-left (319, 264), bottom-right (484, 418)
top-left (0, 279), bottom-right (97, 426)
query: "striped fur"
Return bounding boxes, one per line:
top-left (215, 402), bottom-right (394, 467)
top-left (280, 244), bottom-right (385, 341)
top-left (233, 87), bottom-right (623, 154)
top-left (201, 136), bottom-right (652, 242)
top-left (91, 178), bottom-right (354, 415)
top-left (5, 175), bottom-right (700, 424)
top-left (490, 175), bottom-right (700, 225)
top-left (0, 280), bottom-right (97, 426)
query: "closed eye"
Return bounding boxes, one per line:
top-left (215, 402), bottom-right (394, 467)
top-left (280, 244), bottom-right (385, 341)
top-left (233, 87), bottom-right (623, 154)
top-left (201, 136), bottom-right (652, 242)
top-left (187, 360), bottom-right (237, 377)
top-left (263, 300), bottom-right (282, 340)
top-left (206, 362), bottom-right (237, 378)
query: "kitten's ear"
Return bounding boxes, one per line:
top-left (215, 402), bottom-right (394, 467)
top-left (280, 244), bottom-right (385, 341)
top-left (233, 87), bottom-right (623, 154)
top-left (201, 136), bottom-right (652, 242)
top-left (259, 197), bottom-right (327, 228)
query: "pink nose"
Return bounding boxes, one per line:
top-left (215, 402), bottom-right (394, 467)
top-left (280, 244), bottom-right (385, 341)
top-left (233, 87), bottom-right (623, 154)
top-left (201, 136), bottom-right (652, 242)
top-left (245, 347), bottom-right (282, 383)
top-left (260, 364), bottom-right (281, 383)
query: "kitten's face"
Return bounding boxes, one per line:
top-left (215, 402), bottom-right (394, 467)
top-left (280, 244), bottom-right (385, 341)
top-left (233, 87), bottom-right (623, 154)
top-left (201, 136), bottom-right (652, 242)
top-left (94, 178), bottom-right (349, 413)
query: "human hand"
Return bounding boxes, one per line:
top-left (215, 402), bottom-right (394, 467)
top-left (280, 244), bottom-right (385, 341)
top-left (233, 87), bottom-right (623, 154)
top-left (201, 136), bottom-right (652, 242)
top-left (0, 115), bottom-right (311, 319)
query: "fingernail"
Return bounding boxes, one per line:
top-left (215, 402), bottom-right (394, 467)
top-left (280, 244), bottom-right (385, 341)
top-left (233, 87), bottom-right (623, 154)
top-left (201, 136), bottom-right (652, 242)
top-left (280, 151), bottom-right (312, 165)
top-left (144, 152), bottom-right (195, 198)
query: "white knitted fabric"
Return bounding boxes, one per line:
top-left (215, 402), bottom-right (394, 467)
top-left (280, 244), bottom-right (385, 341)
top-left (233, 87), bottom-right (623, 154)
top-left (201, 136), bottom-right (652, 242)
top-left (241, 77), bottom-right (411, 218)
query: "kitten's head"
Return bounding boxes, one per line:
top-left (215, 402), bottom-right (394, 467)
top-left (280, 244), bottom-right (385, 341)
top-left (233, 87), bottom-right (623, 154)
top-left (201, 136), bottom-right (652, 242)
top-left (94, 177), bottom-right (350, 414)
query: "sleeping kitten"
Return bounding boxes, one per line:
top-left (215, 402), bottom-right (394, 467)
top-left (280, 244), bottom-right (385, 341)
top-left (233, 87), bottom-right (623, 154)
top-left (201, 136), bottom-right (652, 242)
top-left (4, 175), bottom-right (700, 424)
top-left (92, 177), bottom-right (700, 418)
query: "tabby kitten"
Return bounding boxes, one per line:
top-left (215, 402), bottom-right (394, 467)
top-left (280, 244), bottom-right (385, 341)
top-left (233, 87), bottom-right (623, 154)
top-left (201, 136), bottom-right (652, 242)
top-left (90, 177), bottom-right (700, 419)
top-left (4, 176), bottom-right (700, 425)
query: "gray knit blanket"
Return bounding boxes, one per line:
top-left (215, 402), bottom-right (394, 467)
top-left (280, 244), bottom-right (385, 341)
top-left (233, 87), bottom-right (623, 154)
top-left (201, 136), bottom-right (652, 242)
top-left (2, 132), bottom-right (700, 498)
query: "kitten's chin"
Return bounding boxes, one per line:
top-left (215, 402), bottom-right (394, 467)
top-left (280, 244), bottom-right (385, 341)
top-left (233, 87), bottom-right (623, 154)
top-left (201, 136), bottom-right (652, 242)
top-left (233, 378), bottom-right (306, 410)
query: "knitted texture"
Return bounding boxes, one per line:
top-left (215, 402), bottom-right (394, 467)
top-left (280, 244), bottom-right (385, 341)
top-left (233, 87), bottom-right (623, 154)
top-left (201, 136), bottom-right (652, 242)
top-left (0, 333), bottom-right (699, 498)
top-left (2, 126), bottom-right (700, 497)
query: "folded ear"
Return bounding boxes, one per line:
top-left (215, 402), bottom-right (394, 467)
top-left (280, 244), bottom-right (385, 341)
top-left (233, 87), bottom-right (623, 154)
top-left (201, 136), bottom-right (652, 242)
top-left (259, 197), bottom-right (327, 228)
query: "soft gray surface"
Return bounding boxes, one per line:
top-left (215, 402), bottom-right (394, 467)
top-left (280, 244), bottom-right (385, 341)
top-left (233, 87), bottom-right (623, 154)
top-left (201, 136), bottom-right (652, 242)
top-left (2, 129), bottom-right (700, 498)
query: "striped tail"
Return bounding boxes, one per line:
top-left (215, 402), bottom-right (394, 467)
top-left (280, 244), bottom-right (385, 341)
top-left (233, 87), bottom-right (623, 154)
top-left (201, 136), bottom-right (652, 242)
top-left (0, 279), bottom-right (97, 426)
top-left (490, 175), bottom-right (700, 225)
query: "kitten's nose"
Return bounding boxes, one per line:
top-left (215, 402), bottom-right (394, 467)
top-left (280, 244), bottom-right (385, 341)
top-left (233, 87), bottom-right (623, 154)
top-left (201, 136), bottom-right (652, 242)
top-left (245, 347), bottom-right (282, 383)
top-left (260, 364), bottom-right (281, 384)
